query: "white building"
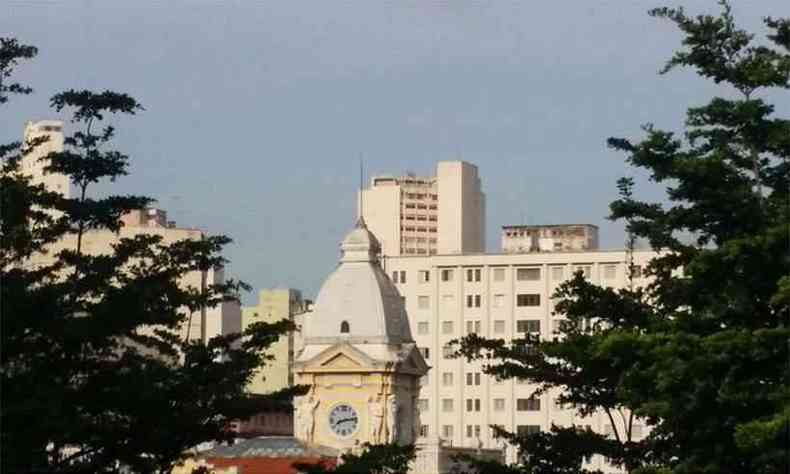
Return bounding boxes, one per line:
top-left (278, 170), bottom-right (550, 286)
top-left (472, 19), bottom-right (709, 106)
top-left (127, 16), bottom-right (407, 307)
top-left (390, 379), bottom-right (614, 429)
top-left (360, 161), bottom-right (485, 257)
top-left (380, 249), bottom-right (653, 470)
top-left (22, 120), bottom-right (71, 198)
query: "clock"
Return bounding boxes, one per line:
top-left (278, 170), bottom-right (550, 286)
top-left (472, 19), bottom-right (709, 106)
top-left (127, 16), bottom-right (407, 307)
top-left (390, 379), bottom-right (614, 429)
top-left (328, 404), bottom-right (359, 438)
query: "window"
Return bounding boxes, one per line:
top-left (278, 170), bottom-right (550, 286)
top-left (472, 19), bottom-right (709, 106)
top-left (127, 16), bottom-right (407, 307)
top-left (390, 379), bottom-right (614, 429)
top-left (517, 425), bottom-right (541, 436)
top-left (419, 270), bottom-right (431, 283)
top-left (494, 320), bottom-right (506, 334)
top-left (493, 398), bottom-right (505, 411)
top-left (551, 266), bottom-right (564, 281)
top-left (442, 345), bottom-right (454, 359)
top-left (442, 372), bottom-right (454, 386)
top-left (418, 296), bottom-right (430, 310)
top-left (466, 372), bottom-right (481, 386)
top-left (517, 294), bottom-right (541, 307)
top-left (466, 425), bottom-right (481, 438)
top-left (575, 265), bottom-right (592, 278)
top-left (442, 425), bottom-right (454, 439)
top-left (493, 268), bottom-right (506, 282)
top-left (400, 271), bottom-right (406, 283)
top-left (441, 269), bottom-right (454, 282)
top-left (493, 294), bottom-right (505, 308)
top-left (466, 320), bottom-right (481, 335)
top-left (516, 267), bottom-right (541, 281)
top-left (442, 399), bottom-right (454, 412)
top-left (392, 271), bottom-right (399, 283)
top-left (630, 265), bottom-right (643, 278)
top-left (516, 320), bottom-right (541, 333)
top-left (417, 399), bottom-right (429, 412)
top-left (517, 398), bottom-right (541, 411)
top-left (442, 321), bottom-right (454, 335)
top-left (604, 264), bottom-right (617, 279)
top-left (417, 322), bottom-right (429, 335)
top-left (340, 321), bottom-right (350, 333)
top-left (466, 399), bottom-right (481, 412)
top-left (466, 294), bottom-right (481, 308)
top-left (401, 296), bottom-right (406, 306)
top-left (466, 268), bottom-right (481, 282)
top-left (419, 347), bottom-right (430, 359)
top-left (419, 425), bottom-right (429, 437)
top-left (442, 294), bottom-right (455, 307)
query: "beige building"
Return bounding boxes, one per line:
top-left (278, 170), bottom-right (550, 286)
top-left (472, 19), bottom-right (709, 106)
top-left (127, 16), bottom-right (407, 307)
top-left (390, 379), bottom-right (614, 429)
top-left (360, 161), bottom-right (485, 257)
top-left (21, 120), bottom-right (241, 344)
top-left (243, 289), bottom-right (307, 394)
top-left (22, 120), bottom-right (71, 198)
top-left (502, 224), bottom-right (599, 253)
top-left (380, 248), bottom-right (654, 470)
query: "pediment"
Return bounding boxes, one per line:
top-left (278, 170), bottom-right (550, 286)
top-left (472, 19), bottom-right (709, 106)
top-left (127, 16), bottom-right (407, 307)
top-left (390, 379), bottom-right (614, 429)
top-left (321, 353), bottom-right (362, 369)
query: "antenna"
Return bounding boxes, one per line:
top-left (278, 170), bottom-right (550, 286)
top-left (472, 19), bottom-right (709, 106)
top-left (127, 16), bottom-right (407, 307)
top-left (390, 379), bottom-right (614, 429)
top-left (358, 155), bottom-right (364, 225)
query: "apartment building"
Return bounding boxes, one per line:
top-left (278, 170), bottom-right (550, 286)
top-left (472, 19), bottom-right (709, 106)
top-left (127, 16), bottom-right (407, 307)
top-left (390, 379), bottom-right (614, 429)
top-left (242, 289), bottom-right (308, 394)
top-left (360, 161), bottom-right (485, 257)
top-left (381, 249), bottom-right (654, 469)
top-left (21, 120), bottom-right (241, 344)
top-left (22, 120), bottom-right (71, 198)
top-left (502, 224), bottom-right (599, 253)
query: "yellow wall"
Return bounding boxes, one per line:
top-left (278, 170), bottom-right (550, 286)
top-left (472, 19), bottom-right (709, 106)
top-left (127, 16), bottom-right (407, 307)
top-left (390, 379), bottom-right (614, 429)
top-left (243, 289), bottom-right (304, 394)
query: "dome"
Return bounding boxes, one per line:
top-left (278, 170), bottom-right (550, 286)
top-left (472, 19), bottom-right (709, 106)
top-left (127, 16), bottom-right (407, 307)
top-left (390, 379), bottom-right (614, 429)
top-left (300, 219), bottom-right (413, 347)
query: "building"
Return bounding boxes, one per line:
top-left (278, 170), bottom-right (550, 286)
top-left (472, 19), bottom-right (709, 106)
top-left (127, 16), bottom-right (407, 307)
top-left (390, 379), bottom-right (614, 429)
top-left (243, 289), bottom-right (307, 394)
top-left (22, 120), bottom-right (70, 198)
top-left (293, 218), bottom-right (501, 473)
top-left (379, 248), bottom-right (654, 470)
top-left (501, 224), bottom-right (599, 253)
top-left (21, 120), bottom-right (241, 344)
top-left (360, 161), bottom-right (485, 257)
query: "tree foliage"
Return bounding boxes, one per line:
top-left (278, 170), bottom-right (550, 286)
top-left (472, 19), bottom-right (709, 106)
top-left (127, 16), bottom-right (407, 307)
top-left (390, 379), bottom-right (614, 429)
top-left (454, 3), bottom-right (790, 474)
top-left (1, 37), bottom-right (304, 473)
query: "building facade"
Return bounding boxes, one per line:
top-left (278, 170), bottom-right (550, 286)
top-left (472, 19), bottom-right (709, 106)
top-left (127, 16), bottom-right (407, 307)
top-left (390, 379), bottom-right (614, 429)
top-left (22, 120), bottom-right (70, 198)
top-left (360, 161), bottom-right (485, 257)
top-left (243, 289), bottom-right (307, 394)
top-left (380, 249), bottom-right (653, 469)
top-left (501, 224), bottom-right (599, 253)
top-left (21, 120), bottom-right (241, 345)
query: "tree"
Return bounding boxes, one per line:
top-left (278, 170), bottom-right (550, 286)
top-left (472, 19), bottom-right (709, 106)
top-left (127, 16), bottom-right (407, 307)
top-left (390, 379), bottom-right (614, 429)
top-left (454, 2), bottom-right (790, 474)
top-left (1, 37), bottom-right (304, 473)
top-left (294, 443), bottom-right (416, 474)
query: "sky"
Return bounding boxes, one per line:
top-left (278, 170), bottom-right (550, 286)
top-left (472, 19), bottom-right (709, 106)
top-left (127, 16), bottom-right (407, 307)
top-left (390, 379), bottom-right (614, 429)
top-left (4, 1), bottom-right (790, 304)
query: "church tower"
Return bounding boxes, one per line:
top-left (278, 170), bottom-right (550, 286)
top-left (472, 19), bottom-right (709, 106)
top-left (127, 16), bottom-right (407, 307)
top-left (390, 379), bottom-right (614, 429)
top-left (293, 217), bottom-right (429, 451)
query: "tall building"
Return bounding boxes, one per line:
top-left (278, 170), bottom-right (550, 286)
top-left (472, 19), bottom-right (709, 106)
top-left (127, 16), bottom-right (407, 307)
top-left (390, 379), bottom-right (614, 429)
top-left (243, 289), bottom-right (307, 394)
top-left (21, 120), bottom-right (241, 345)
top-left (502, 224), bottom-right (599, 253)
top-left (22, 120), bottom-right (70, 197)
top-left (360, 161), bottom-right (485, 257)
top-left (377, 248), bottom-right (654, 470)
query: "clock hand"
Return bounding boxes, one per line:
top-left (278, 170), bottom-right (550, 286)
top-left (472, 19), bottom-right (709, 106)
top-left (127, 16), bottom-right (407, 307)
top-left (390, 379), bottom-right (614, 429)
top-left (337, 417), bottom-right (358, 425)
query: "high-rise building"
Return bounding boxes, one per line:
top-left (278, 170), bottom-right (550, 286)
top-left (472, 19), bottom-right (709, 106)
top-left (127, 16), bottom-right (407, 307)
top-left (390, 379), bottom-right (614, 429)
top-left (21, 120), bottom-right (241, 345)
top-left (377, 249), bottom-right (654, 470)
top-left (360, 161), bottom-right (485, 257)
top-left (22, 120), bottom-right (70, 197)
top-left (243, 289), bottom-right (308, 394)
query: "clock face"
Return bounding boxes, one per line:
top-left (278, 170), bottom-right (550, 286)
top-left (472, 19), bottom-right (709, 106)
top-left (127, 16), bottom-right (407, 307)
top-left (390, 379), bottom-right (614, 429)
top-left (328, 404), bottom-right (359, 438)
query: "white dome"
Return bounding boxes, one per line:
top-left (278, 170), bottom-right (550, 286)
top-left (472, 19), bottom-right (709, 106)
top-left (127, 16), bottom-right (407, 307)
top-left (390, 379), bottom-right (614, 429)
top-left (301, 219), bottom-right (413, 346)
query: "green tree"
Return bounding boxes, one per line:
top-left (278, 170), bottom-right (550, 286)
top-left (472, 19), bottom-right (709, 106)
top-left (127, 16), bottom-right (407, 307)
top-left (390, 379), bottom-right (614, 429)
top-left (1, 38), bottom-right (303, 473)
top-left (454, 2), bottom-right (790, 474)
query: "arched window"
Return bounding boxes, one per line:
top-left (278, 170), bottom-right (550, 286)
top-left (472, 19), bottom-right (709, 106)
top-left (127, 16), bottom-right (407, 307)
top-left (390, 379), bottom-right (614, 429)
top-left (340, 321), bottom-right (350, 333)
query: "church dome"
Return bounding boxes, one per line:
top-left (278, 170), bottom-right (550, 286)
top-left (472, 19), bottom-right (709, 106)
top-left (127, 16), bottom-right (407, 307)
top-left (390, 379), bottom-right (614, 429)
top-left (301, 219), bottom-right (413, 346)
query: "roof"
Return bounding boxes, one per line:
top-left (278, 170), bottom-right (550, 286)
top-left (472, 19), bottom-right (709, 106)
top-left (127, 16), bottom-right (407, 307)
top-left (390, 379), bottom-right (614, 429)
top-left (200, 436), bottom-right (338, 459)
top-left (300, 219), bottom-right (414, 347)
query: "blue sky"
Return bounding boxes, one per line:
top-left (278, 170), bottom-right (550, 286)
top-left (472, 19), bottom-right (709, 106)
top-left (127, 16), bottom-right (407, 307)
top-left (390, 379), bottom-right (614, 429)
top-left (4, 1), bottom-right (789, 303)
